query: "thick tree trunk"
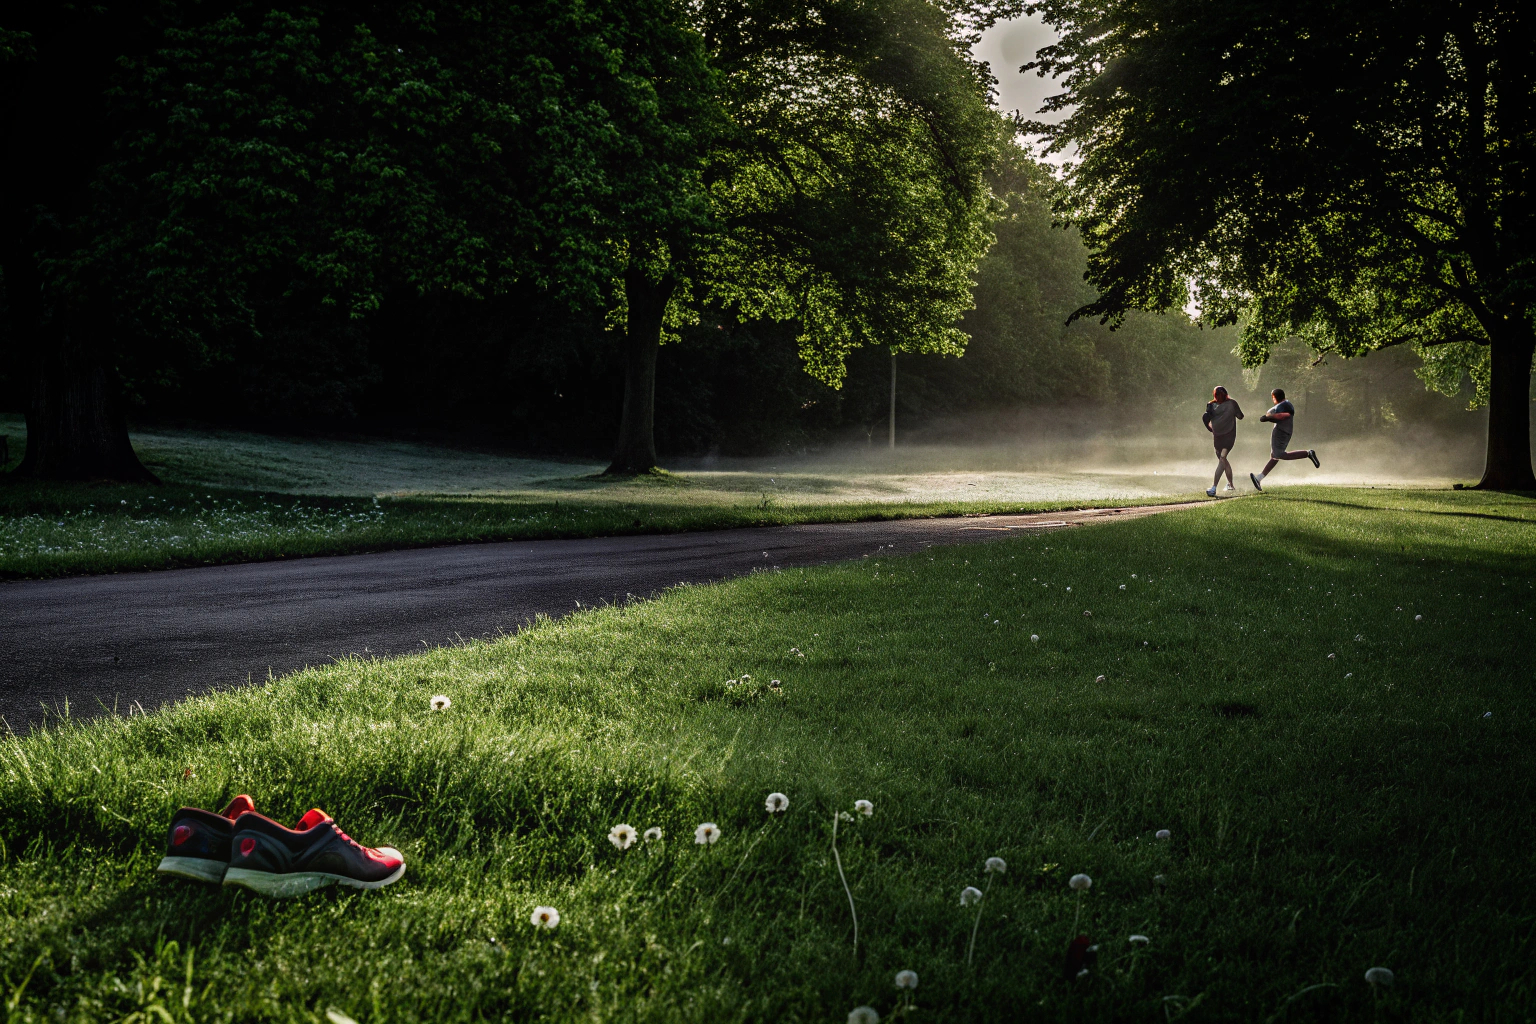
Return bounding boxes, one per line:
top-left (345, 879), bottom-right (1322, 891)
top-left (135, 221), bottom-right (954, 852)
top-left (1474, 322), bottom-right (1536, 491)
top-left (13, 327), bottom-right (158, 483)
top-left (605, 270), bottom-right (676, 476)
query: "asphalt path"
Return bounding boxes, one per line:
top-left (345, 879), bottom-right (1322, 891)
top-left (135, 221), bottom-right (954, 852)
top-left (0, 503), bottom-right (1198, 729)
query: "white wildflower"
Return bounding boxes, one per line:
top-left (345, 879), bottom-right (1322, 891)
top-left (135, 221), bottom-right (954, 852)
top-left (1364, 967), bottom-right (1394, 986)
top-left (1069, 873), bottom-right (1092, 891)
top-left (643, 827), bottom-right (663, 842)
top-left (608, 824), bottom-right (638, 850)
top-left (1129, 934), bottom-right (1150, 946)
top-left (1415, 614), bottom-right (1423, 621)
top-left (985, 856), bottom-right (1007, 874)
top-left (1119, 584), bottom-right (1126, 590)
top-left (430, 695), bottom-right (451, 711)
top-left (1030, 634), bottom-right (1039, 642)
top-left (960, 886), bottom-right (983, 906)
top-left (695, 822), bottom-right (721, 845)
top-left (894, 970), bottom-right (918, 990)
top-left (848, 1006), bottom-right (880, 1024)
top-left (854, 799), bottom-right (874, 816)
top-left (530, 906), bottom-right (560, 929)
top-left (1156, 829), bottom-right (1171, 840)
top-left (765, 792), bottom-right (789, 813)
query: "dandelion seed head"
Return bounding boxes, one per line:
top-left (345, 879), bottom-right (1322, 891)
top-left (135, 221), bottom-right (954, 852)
top-left (854, 799), bottom-right (874, 816)
top-left (1030, 634), bottom-right (1039, 642)
top-left (960, 885), bottom-right (983, 906)
top-left (643, 826), bottom-right (663, 842)
top-left (608, 823), bottom-right (638, 850)
top-left (530, 905), bottom-right (560, 929)
top-left (1069, 873), bottom-right (1092, 891)
top-left (894, 970), bottom-right (918, 990)
top-left (429, 695), bottom-right (451, 711)
top-left (1364, 967), bottom-right (1394, 986)
top-left (694, 822), bottom-right (721, 845)
top-left (1156, 829), bottom-right (1171, 840)
top-left (985, 856), bottom-right (1007, 874)
top-left (1415, 614), bottom-right (1423, 621)
top-left (848, 1006), bottom-right (880, 1024)
top-left (765, 792), bottom-right (789, 813)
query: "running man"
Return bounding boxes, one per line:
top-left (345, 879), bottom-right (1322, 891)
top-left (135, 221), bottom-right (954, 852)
top-left (1249, 388), bottom-right (1319, 491)
top-left (1202, 385), bottom-right (1243, 496)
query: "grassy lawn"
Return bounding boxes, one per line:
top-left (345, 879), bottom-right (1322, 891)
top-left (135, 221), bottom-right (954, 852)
top-left (2, 487), bottom-right (1531, 1022)
top-left (0, 416), bottom-right (1200, 579)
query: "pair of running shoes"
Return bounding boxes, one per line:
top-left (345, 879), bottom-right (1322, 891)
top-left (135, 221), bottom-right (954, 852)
top-left (1206, 450), bottom-right (1320, 496)
top-left (156, 795), bottom-right (406, 897)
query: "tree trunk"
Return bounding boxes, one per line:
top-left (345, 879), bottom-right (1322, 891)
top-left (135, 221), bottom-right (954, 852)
top-left (13, 326), bottom-right (158, 483)
top-left (605, 270), bottom-right (676, 476)
top-left (1475, 322), bottom-right (1536, 491)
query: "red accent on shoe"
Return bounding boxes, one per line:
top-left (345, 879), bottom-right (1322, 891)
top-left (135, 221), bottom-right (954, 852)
top-left (239, 838), bottom-right (256, 857)
top-left (366, 847), bottom-right (403, 868)
top-left (171, 825), bottom-right (192, 846)
top-left (221, 795), bottom-right (256, 820)
top-left (296, 809), bottom-right (332, 831)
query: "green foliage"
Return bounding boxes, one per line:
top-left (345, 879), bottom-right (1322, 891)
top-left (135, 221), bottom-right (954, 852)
top-left (1024, 0), bottom-right (1535, 405)
top-left (0, 489), bottom-right (1532, 1020)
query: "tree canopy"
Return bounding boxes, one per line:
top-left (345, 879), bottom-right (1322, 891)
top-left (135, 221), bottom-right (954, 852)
top-left (1023, 0), bottom-right (1535, 488)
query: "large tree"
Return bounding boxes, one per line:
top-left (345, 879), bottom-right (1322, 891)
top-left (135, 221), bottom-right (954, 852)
top-left (1, 0), bottom-right (712, 479)
top-left (1022, 0), bottom-right (1535, 488)
top-left (602, 0), bottom-right (1008, 473)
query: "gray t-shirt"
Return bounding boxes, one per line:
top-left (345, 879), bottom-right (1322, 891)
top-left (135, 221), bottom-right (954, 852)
top-left (1204, 399), bottom-right (1243, 435)
top-left (1269, 400), bottom-right (1295, 442)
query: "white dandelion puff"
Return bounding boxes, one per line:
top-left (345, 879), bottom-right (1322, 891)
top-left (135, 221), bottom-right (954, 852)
top-left (1129, 934), bottom-right (1150, 946)
top-left (1069, 873), bottom-right (1092, 891)
top-left (765, 792), bottom-right (789, 813)
top-left (1156, 829), bottom-right (1171, 840)
top-left (1415, 614), bottom-right (1423, 621)
top-left (960, 886), bottom-right (984, 906)
top-left (985, 856), bottom-right (1007, 874)
top-left (895, 970), bottom-right (918, 990)
top-left (1031, 634), bottom-right (1040, 642)
top-left (1364, 967), bottom-right (1394, 986)
top-left (429, 695), bottom-right (451, 711)
top-left (695, 822), bottom-right (721, 845)
top-left (854, 799), bottom-right (874, 816)
top-left (608, 823), bottom-right (638, 850)
top-left (847, 1007), bottom-right (880, 1024)
top-left (643, 826), bottom-right (663, 842)
top-left (530, 906), bottom-right (560, 929)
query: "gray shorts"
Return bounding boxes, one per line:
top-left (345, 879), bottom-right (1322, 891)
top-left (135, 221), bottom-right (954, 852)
top-left (1271, 433), bottom-right (1294, 458)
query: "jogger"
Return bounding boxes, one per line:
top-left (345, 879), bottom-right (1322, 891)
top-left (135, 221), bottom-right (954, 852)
top-left (1249, 388), bottom-right (1319, 491)
top-left (1202, 385), bottom-right (1243, 497)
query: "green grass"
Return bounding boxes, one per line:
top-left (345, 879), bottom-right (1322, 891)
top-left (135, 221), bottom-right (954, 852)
top-left (2, 487), bottom-right (1532, 1022)
top-left (0, 415), bottom-right (1207, 579)
top-left (0, 479), bottom-right (1193, 579)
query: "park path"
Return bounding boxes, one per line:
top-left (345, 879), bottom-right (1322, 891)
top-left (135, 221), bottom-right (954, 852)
top-left (0, 503), bottom-right (1199, 728)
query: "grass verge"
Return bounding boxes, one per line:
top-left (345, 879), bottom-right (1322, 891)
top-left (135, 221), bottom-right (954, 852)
top-left (1, 488), bottom-right (1533, 1022)
top-left (0, 479), bottom-right (1191, 580)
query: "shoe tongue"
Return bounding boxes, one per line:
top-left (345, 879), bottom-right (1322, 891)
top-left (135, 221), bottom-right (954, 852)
top-left (221, 795), bottom-right (256, 820)
top-left (296, 808), bottom-right (332, 830)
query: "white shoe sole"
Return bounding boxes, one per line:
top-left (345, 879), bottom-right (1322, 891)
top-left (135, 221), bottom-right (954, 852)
top-left (157, 855), bottom-right (228, 883)
top-left (223, 852), bottom-right (405, 898)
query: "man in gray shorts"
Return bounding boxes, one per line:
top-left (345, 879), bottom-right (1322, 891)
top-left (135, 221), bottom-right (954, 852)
top-left (1249, 388), bottom-right (1319, 491)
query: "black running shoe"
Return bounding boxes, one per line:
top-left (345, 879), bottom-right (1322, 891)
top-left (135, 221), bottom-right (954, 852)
top-left (157, 795), bottom-right (256, 883)
top-left (1308, 450), bottom-right (1320, 468)
top-left (224, 809), bottom-right (405, 897)
top-left (1249, 472), bottom-right (1263, 492)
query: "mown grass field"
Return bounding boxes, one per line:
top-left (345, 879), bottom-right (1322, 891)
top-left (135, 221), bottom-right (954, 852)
top-left (2, 488), bottom-right (1531, 1022)
top-left (0, 417), bottom-right (1197, 579)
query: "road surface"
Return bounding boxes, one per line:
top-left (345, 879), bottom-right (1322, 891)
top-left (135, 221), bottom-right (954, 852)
top-left (0, 503), bottom-right (1197, 728)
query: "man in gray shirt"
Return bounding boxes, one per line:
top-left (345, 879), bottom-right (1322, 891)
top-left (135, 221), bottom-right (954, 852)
top-left (1201, 385), bottom-right (1243, 496)
top-left (1249, 388), bottom-right (1319, 491)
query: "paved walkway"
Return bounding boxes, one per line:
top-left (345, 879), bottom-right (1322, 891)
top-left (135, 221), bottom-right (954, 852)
top-left (0, 503), bottom-right (1198, 728)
